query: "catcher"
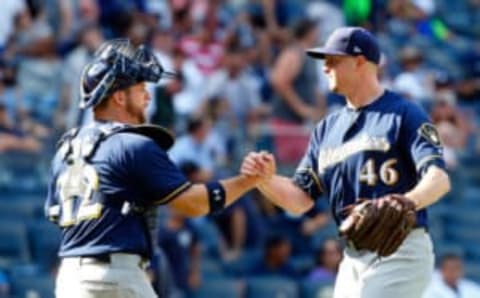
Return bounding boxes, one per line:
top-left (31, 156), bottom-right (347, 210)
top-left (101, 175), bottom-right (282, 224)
top-left (45, 39), bottom-right (264, 298)
top-left (242, 27), bottom-right (451, 298)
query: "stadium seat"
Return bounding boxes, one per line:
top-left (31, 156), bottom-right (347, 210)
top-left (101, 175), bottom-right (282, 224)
top-left (8, 263), bottom-right (42, 279)
top-left (301, 279), bottom-right (335, 298)
top-left (0, 200), bottom-right (43, 220)
top-left (246, 277), bottom-right (299, 298)
top-left (446, 207), bottom-right (480, 226)
top-left (191, 278), bottom-right (244, 298)
top-left (27, 220), bottom-right (61, 271)
top-left (0, 222), bottom-right (31, 266)
top-left (290, 255), bottom-right (315, 276)
top-left (464, 261), bottom-right (480, 284)
top-left (311, 221), bottom-right (338, 251)
top-left (222, 249), bottom-right (262, 277)
top-left (11, 275), bottom-right (55, 298)
top-left (445, 223), bottom-right (480, 245)
top-left (191, 219), bottom-right (223, 259)
top-left (433, 243), bottom-right (465, 261)
top-left (200, 258), bottom-right (224, 278)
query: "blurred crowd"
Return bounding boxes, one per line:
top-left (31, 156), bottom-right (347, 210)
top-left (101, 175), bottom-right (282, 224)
top-left (1, 0), bottom-right (480, 297)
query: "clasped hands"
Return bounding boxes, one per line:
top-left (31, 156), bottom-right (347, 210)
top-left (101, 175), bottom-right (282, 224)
top-left (241, 151), bottom-right (277, 185)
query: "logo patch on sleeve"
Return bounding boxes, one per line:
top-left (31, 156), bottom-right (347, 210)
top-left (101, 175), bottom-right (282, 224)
top-left (418, 123), bottom-right (441, 147)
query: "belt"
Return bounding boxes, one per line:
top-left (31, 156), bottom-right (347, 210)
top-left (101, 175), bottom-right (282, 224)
top-left (64, 253), bottom-right (149, 269)
top-left (80, 254), bottom-right (111, 265)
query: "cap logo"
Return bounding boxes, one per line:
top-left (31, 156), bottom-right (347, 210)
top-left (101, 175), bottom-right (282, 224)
top-left (353, 46), bottom-right (362, 53)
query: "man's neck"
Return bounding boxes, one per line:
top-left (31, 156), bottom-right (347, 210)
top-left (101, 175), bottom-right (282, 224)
top-left (345, 79), bottom-right (384, 109)
top-left (94, 111), bottom-right (135, 125)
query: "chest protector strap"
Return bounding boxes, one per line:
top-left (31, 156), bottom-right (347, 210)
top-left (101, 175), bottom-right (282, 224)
top-left (57, 123), bottom-right (175, 163)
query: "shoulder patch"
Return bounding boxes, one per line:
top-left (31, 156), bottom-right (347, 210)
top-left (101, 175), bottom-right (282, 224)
top-left (418, 123), bottom-right (441, 147)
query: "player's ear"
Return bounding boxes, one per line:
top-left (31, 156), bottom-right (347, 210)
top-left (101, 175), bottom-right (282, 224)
top-left (356, 55), bottom-right (367, 68)
top-left (111, 90), bottom-right (127, 107)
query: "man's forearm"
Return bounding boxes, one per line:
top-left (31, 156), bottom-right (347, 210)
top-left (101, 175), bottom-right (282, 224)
top-left (169, 175), bottom-right (258, 217)
top-left (405, 165), bottom-right (451, 210)
top-left (257, 175), bottom-right (314, 215)
top-left (221, 175), bottom-right (259, 205)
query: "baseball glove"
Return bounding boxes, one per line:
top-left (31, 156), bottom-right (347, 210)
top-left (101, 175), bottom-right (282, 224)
top-left (339, 194), bottom-right (416, 257)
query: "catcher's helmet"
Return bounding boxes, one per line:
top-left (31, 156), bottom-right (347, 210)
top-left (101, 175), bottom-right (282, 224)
top-left (80, 39), bottom-right (175, 109)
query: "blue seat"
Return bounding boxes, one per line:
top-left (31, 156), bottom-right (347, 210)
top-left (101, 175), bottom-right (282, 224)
top-left (200, 258), bottom-right (224, 278)
top-left (311, 221), bottom-right (338, 251)
top-left (27, 220), bottom-right (61, 271)
top-left (0, 222), bottom-right (30, 266)
top-left (433, 243), bottom-right (465, 261)
top-left (8, 263), bottom-right (42, 279)
top-left (223, 249), bottom-right (262, 277)
top-left (301, 279), bottom-right (335, 298)
top-left (11, 275), bottom-right (55, 298)
top-left (290, 255), bottom-right (315, 276)
top-left (191, 278), bottom-right (244, 298)
top-left (464, 261), bottom-right (480, 284)
top-left (0, 200), bottom-right (43, 220)
top-left (446, 207), bottom-right (480, 226)
top-left (191, 219), bottom-right (223, 259)
top-left (445, 223), bottom-right (480, 245)
top-left (246, 277), bottom-right (298, 298)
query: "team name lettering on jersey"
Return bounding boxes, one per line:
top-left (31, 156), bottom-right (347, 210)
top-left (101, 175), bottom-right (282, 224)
top-left (318, 134), bottom-right (390, 173)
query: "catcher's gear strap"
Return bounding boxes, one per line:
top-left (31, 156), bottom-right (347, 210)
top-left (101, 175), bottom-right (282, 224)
top-left (57, 123), bottom-right (175, 163)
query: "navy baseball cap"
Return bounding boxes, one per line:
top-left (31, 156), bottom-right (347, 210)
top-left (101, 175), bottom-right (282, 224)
top-left (306, 27), bottom-right (381, 64)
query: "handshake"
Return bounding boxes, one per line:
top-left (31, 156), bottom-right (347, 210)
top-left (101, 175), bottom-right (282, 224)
top-left (241, 151), bottom-right (277, 184)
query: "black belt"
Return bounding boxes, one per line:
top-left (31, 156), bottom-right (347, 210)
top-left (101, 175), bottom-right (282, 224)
top-left (80, 254), bottom-right (111, 265)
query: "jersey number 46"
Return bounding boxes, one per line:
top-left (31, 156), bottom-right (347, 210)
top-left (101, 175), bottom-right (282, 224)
top-left (359, 158), bottom-right (399, 186)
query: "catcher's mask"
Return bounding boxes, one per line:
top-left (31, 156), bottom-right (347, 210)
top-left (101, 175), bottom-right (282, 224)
top-left (80, 39), bottom-right (176, 109)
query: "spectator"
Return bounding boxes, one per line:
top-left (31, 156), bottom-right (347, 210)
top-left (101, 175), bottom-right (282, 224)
top-left (170, 47), bottom-right (209, 123)
top-left (0, 269), bottom-right (9, 298)
top-left (0, 60), bottom-right (21, 123)
top-left (178, 16), bottom-right (225, 76)
top-left (155, 160), bottom-right (209, 295)
top-left (168, 115), bottom-right (227, 178)
top-left (430, 73), bottom-right (473, 168)
top-left (392, 46), bottom-right (435, 104)
top-left (148, 28), bottom-right (180, 128)
top-left (250, 234), bottom-right (297, 278)
top-left (212, 193), bottom-right (266, 260)
top-left (205, 42), bottom-right (268, 127)
top-left (423, 254), bottom-right (480, 298)
top-left (59, 23), bottom-right (104, 129)
top-left (265, 203), bottom-right (330, 256)
top-left (10, 5), bottom-right (61, 125)
top-left (157, 208), bottom-right (202, 294)
top-left (270, 19), bottom-right (325, 163)
top-left (71, 0), bottom-right (100, 30)
top-left (204, 41), bottom-right (271, 161)
top-left (0, 103), bottom-right (41, 153)
top-left (308, 239), bottom-right (343, 283)
top-left (388, 0), bottom-right (452, 41)
top-left (178, 160), bottom-right (211, 184)
top-left (0, 0), bottom-right (27, 51)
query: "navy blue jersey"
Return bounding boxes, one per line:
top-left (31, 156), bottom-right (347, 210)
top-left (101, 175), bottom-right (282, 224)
top-left (45, 122), bottom-right (191, 257)
top-left (292, 90), bottom-right (445, 227)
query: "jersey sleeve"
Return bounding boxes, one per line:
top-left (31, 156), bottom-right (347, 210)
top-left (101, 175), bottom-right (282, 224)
top-left (129, 137), bottom-right (192, 205)
top-left (401, 103), bottom-right (446, 176)
top-left (291, 125), bottom-right (324, 201)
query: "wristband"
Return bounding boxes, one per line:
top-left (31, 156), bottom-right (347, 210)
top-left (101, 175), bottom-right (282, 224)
top-left (206, 181), bottom-right (226, 214)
